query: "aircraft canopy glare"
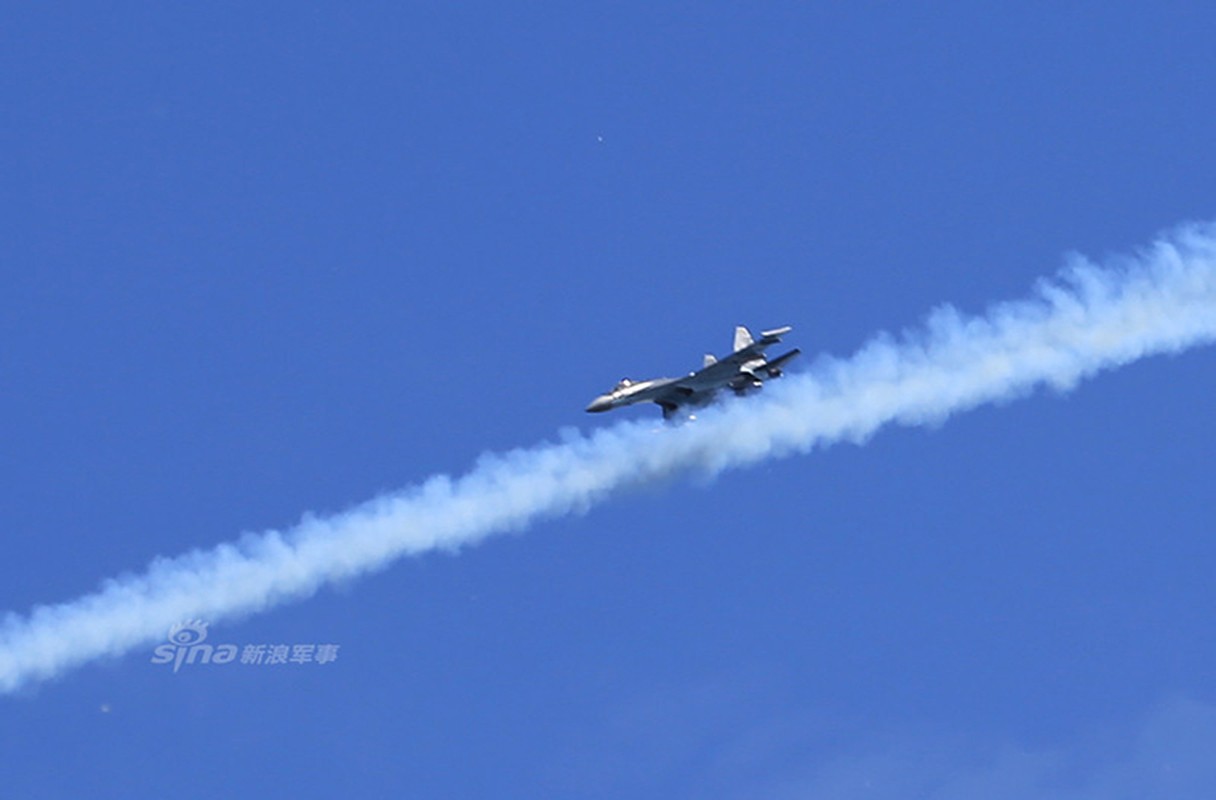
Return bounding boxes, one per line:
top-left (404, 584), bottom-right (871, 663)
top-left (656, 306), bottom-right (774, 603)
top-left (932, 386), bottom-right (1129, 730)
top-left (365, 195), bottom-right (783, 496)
top-left (586, 325), bottom-right (801, 420)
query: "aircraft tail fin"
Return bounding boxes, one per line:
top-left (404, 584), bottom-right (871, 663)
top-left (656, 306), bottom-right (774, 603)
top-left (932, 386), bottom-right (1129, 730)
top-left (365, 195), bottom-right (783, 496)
top-left (733, 326), bottom-right (754, 352)
top-left (703, 354), bottom-right (717, 367)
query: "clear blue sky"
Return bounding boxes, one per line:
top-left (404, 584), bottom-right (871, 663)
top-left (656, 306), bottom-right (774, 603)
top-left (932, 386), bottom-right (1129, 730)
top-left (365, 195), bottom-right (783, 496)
top-left (4, 4), bottom-right (1216, 797)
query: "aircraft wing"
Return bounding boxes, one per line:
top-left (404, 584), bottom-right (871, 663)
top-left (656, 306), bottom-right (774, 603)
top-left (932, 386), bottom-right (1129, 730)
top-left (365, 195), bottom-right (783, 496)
top-left (666, 326), bottom-right (798, 394)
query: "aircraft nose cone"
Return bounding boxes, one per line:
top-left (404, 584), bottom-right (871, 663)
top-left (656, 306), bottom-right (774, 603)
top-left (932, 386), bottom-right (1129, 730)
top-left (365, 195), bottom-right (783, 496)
top-left (586, 395), bottom-right (613, 413)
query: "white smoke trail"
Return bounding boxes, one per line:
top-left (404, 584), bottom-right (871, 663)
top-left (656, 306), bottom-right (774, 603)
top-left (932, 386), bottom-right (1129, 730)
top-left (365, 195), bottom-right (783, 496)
top-left (3, 222), bottom-right (1216, 694)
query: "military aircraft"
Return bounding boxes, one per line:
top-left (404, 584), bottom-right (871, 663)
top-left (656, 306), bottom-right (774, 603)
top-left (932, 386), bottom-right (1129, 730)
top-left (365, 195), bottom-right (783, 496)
top-left (586, 325), bottom-right (800, 419)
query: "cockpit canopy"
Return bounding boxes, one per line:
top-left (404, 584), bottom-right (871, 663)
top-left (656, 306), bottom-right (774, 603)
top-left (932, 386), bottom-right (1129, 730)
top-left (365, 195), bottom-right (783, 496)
top-left (613, 378), bottom-right (634, 391)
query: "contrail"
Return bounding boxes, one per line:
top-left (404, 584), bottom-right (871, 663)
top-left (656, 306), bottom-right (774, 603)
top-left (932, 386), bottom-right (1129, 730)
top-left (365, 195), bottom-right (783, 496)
top-left (4, 222), bottom-right (1216, 694)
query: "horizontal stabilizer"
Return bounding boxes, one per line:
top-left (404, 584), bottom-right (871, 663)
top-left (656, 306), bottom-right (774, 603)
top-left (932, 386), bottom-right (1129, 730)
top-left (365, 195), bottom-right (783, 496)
top-left (762, 348), bottom-right (800, 376)
top-left (759, 325), bottom-right (792, 340)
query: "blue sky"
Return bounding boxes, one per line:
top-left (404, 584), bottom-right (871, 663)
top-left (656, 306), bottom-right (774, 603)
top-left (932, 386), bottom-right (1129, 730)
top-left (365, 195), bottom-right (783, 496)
top-left (3, 3), bottom-right (1216, 797)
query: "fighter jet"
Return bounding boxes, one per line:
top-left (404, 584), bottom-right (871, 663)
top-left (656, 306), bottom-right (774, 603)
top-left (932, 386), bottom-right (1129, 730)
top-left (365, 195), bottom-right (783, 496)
top-left (586, 325), bottom-right (800, 420)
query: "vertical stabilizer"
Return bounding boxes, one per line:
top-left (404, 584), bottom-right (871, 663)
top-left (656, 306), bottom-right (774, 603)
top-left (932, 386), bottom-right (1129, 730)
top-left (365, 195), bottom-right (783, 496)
top-left (733, 326), bottom-right (754, 352)
top-left (703, 354), bottom-right (717, 367)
